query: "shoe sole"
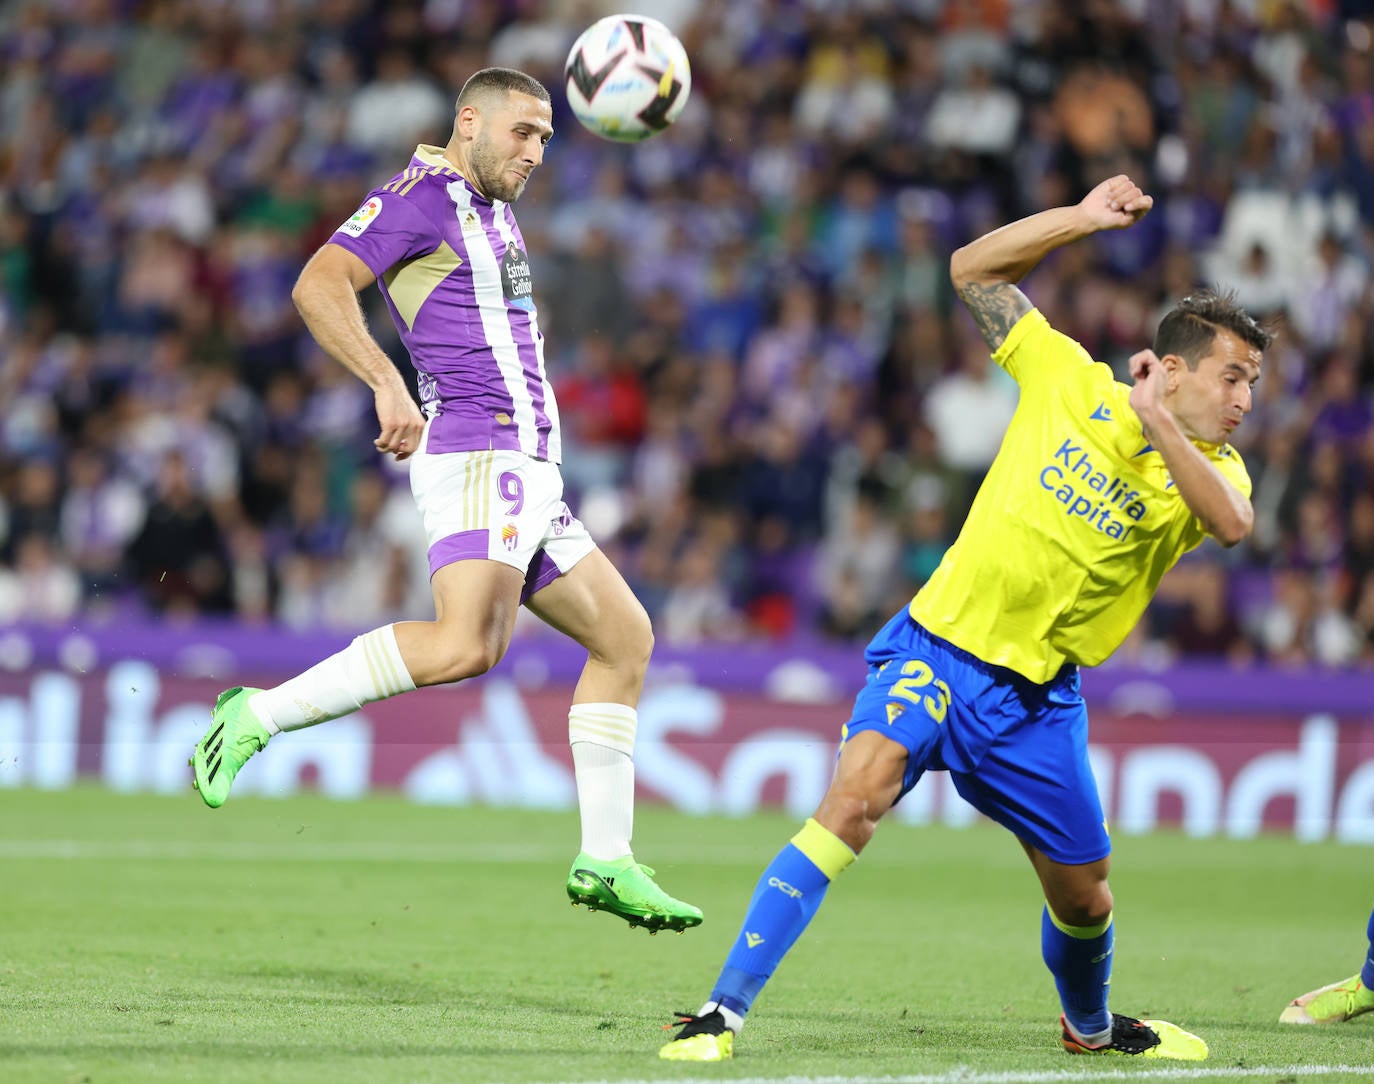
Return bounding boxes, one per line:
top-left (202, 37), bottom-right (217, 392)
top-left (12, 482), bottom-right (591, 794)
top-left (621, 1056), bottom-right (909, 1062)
top-left (1279, 1000), bottom-right (1372, 1025)
top-left (1279, 1005), bottom-right (1324, 1025)
top-left (659, 1031), bottom-right (733, 1061)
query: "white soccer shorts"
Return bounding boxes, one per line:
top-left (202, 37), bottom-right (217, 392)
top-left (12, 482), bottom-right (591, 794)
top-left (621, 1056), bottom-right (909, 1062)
top-left (409, 439), bottom-right (595, 601)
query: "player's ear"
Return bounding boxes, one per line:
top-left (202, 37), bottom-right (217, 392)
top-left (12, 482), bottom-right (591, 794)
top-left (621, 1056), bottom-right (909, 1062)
top-left (456, 103), bottom-right (480, 137)
top-left (1160, 353), bottom-right (1185, 392)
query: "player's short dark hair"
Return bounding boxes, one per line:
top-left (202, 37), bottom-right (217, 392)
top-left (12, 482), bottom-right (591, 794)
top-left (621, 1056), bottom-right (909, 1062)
top-left (1153, 289), bottom-right (1273, 370)
top-left (456, 67), bottom-right (550, 111)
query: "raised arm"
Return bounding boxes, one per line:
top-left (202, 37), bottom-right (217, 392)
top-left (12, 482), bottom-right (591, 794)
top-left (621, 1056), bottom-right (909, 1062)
top-left (950, 175), bottom-right (1154, 353)
top-left (292, 243), bottom-right (425, 461)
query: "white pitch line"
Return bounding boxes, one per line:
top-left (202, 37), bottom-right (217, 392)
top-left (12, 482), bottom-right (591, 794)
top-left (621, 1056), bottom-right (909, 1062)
top-left (0, 826), bottom-right (1016, 870)
top-left (0, 839), bottom-right (570, 862)
top-left (0, 838), bottom-right (852, 865)
top-left (560, 1068), bottom-right (1374, 1084)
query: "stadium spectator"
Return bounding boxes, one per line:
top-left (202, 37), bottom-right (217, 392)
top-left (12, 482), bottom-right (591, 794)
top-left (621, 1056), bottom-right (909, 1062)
top-left (814, 478), bottom-right (901, 642)
top-left (922, 334), bottom-right (1019, 526)
top-left (658, 534), bottom-right (746, 645)
top-left (1, 458), bottom-right (62, 561)
top-left (58, 444), bottom-right (146, 607)
top-left (0, 533), bottom-right (81, 623)
top-left (1156, 559), bottom-right (1255, 666)
top-left (125, 449), bottom-right (232, 617)
top-left (345, 46), bottom-right (448, 159)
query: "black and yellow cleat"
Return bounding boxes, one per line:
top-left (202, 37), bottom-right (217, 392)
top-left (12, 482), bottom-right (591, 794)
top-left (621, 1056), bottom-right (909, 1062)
top-left (659, 1010), bottom-right (734, 1061)
top-left (1060, 1013), bottom-right (1207, 1060)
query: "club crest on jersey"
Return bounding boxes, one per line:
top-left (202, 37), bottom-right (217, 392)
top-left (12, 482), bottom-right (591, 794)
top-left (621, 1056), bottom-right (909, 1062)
top-left (340, 197), bottom-right (382, 237)
top-left (501, 523), bottom-right (519, 551)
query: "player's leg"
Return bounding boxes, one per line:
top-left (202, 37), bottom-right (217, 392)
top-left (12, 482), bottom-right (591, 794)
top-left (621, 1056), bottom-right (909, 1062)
top-left (1022, 844), bottom-right (1118, 1045)
top-left (660, 729), bottom-right (909, 1062)
top-left (1027, 845), bottom-right (1206, 1059)
top-left (661, 610), bottom-right (944, 1061)
top-left (192, 559), bottom-right (524, 807)
top-left (192, 444), bottom-right (531, 808)
top-left (1280, 904), bottom-right (1374, 1023)
top-left (952, 677), bottom-right (1205, 1060)
top-left (523, 543), bottom-right (701, 932)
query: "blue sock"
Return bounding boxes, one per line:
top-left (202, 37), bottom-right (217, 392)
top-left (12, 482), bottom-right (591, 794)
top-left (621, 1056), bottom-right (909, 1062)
top-left (1042, 905), bottom-right (1113, 1040)
top-left (1362, 906), bottom-right (1374, 989)
top-left (710, 819), bottom-right (855, 1019)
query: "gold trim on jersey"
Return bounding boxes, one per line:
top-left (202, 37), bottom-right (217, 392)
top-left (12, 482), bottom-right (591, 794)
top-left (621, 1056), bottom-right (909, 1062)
top-left (412, 144), bottom-right (460, 175)
top-left (382, 166), bottom-right (444, 198)
top-left (380, 167), bottom-right (415, 193)
top-left (381, 240), bottom-right (463, 331)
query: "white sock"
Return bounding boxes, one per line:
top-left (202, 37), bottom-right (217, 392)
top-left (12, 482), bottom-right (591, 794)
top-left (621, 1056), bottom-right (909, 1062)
top-left (569, 702), bottom-right (637, 861)
top-left (249, 625), bottom-right (416, 734)
top-left (698, 1001), bottom-right (744, 1034)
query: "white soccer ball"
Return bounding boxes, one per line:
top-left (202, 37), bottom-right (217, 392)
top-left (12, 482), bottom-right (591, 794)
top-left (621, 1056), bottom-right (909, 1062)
top-left (564, 14), bottom-right (692, 143)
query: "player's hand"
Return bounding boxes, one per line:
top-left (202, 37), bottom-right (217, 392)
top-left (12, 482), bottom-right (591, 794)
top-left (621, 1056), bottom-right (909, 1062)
top-left (373, 384), bottom-right (425, 461)
top-left (1128, 348), bottom-right (1170, 427)
top-left (1079, 175), bottom-right (1153, 232)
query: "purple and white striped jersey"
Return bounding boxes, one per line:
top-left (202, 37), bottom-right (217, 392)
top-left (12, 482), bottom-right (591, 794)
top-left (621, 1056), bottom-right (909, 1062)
top-left (328, 144), bottom-right (562, 462)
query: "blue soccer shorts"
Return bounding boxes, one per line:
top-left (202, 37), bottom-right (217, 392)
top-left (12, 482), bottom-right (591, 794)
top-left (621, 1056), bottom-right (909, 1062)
top-left (842, 608), bottom-right (1110, 865)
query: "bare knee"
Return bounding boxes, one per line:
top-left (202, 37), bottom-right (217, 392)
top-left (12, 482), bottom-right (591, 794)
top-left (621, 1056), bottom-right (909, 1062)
top-left (592, 605), bottom-right (653, 677)
top-left (424, 627), bottom-right (508, 685)
top-left (1047, 879), bottom-right (1114, 928)
top-left (814, 791), bottom-right (883, 854)
top-left (624, 611), bottom-right (653, 674)
top-left (813, 731), bottom-right (908, 853)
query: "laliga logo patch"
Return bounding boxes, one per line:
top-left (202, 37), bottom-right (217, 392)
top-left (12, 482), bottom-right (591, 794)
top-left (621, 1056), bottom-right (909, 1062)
top-left (340, 196), bottom-right (382, 237)
top-left (501, 523), bottom-right (519, 551)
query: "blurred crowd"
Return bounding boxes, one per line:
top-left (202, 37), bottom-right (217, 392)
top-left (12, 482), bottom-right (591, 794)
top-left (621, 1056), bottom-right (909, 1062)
top-left (3, 0), bottom-right (1374, 668)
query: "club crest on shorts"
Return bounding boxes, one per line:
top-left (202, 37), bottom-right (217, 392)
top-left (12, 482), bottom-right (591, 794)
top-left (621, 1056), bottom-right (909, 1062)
top-left (501, 522), bottom-right (519, 551)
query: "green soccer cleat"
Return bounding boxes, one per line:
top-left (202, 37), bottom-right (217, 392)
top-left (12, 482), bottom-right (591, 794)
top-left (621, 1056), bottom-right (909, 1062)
top-left (1060, 1014), bottom-right (1208, 1060)
top-left (1280, 975), bottom-right (1374, 1025)
top-left (190, 687), bottom-right (270, 808)
top-left (566, 853), bottom-right (703, 933)
top-left (659, 1010), bottom-right (734, 1061)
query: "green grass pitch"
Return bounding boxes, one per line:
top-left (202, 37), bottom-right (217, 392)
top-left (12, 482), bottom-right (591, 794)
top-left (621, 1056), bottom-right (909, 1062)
top-left (1, 786), bottom-right (1370, 1083)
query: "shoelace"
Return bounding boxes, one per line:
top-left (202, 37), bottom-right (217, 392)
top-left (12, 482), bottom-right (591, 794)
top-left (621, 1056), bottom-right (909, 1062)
top-left (1107, 1016), bottom-right (1160, 1053)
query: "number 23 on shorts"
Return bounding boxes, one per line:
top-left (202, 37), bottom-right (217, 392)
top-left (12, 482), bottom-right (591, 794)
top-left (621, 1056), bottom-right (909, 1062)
top-left (886, 659), bottom-right (951, 724)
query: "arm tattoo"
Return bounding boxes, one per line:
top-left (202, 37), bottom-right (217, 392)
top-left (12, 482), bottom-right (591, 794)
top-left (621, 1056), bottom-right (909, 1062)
top-left (954, 282), bottom-right (1033, 353)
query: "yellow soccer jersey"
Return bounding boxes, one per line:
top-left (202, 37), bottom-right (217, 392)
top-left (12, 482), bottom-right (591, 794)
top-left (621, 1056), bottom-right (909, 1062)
top-left (910, 308), bottom-right (1251, 684)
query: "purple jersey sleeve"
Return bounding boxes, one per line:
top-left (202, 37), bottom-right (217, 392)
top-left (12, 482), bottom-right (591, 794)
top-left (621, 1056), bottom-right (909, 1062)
top-left (328, 190), bottom-right (442, 278)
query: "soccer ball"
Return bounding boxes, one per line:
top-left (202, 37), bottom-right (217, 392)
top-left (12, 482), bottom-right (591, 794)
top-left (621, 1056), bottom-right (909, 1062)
top-left (564, 14), bottom-right (692, 143)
